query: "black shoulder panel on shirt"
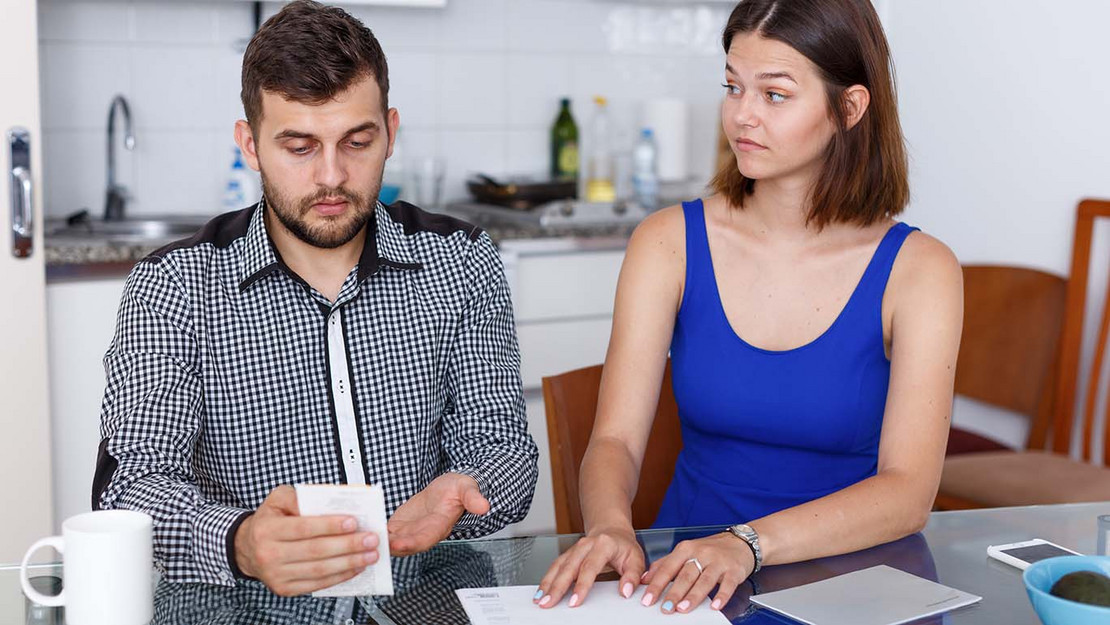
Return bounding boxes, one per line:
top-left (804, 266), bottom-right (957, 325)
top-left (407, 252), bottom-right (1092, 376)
top-left (382, 201), bottom-right (483, 241)
top-left (142, 206), bottom-right (255, 263)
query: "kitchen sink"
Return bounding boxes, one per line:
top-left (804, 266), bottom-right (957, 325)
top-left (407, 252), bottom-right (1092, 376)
top-left (47, 215), bottom-right (210, 243)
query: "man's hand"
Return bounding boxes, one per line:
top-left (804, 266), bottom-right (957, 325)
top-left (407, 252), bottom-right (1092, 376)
top-left (234, 485), bottom-right (380, 596)
top-left (387, 473), bottom-right (490, 556)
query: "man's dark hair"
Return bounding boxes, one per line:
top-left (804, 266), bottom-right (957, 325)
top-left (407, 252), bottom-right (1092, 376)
top-left (241, 0), bottom-right (389, 134)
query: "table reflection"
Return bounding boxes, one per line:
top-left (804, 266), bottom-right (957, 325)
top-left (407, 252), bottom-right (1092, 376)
top-left (149, 528), bottom-right (938, 624)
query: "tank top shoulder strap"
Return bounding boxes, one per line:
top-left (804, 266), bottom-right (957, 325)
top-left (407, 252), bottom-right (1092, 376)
top-left (852, 222), bottom-right (920, 304)
top-left (679, 199), bottom-right (714, 314)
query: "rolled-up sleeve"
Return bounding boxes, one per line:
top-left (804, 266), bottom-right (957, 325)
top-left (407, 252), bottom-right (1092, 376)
top-left (94, 258), bottom-right (248, 586)
top-left (443, 233), bottom-right (538, 537)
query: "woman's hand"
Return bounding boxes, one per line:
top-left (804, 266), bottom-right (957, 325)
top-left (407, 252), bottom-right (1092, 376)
top-left (641, 531), bottom-right (755, 613)
top-left (534, 525), bottom-right (645, 608)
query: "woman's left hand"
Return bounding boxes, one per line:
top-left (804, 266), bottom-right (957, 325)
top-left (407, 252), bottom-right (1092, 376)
top-left (641, 531), bottom-right (756, 613)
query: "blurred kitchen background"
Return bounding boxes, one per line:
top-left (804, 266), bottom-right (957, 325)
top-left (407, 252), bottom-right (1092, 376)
top-left (20, 0), bottom-right (1110, 544)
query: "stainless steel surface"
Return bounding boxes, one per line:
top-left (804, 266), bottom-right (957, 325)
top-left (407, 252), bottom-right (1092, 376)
top-left (448, 199), bottom-right (649, 228)
top-left (7, 127), bottom-right (33, 258)
top-left (46, 216), bottom-right (207, 244)
top-left (2, 503), bottom-right (1107, 623)
top-left (104, 95), bottom-right (135, 221)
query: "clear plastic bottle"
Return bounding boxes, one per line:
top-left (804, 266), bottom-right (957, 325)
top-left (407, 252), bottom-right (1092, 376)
top-left (585, 96), bottom-right (615, 203)
top-left (632, 128), bottom-right (659, 210)
top-left (223, 147), bottom-right (260, 211)
top-left (381, 128), bottom-right (404, 205)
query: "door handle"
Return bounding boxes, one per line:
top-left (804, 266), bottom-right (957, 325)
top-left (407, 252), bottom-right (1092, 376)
top-left (8, 127), bottom-right (34, 258)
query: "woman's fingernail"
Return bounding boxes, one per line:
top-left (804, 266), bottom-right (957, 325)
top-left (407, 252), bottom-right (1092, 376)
top-left (677, 600), bottom-right (690, 612)
top-left (662, 600), bottom-right (674, 612)
top-left (569, 593), bottom-right (580, 607)
top-left (622, 582), bottom-right (633, 598)
top-left (342, 518), bottom-right (357, 531)
top-left (533, 589), bottom-right (544, 601)
top-left (711, 599), bottom-right (722, 610)
top-left (641, 592), bottom-right (654, 606)
top-left (641, 571), bottom-right (650, 581)
top-left (539, 595), bottom-right (551, 607)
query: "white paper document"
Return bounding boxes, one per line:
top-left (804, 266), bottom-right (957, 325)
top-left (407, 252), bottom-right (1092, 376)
top-left (750, 564), bottom-right (981, 625)
top-left (456, 582), bottom-right (730, 625)
top-left (294, 483), bottom-right (394, 597)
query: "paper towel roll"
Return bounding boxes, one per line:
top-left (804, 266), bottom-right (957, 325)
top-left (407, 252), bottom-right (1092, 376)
top-left (642, 98), bottom-right (688, 183)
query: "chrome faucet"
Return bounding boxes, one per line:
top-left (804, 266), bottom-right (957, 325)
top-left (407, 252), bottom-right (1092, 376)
top-left (104, 95), bottom-right (135, 221)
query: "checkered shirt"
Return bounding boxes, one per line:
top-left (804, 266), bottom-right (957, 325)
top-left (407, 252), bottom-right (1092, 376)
top-left (94, 199), bottom-right (538, 587)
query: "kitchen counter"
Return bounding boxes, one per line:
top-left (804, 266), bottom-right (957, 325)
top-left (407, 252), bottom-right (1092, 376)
top-left (44, 215), bottom-right (638, 282)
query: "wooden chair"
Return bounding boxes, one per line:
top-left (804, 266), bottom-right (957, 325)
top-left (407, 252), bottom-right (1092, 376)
top-left (542, 361), bottom-right (683, 534)
top-left (938, 199), bottom-right (1110, 509)
top-left (944, 265), bottom-right (1067, 456)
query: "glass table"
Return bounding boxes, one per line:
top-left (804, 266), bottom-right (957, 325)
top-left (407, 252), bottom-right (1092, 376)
top-left (2, 502), bottom-right (1107, 624)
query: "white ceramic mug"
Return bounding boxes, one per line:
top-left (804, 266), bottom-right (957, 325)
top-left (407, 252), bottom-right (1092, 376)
top-left (20, 510), bottom-right (154, 625)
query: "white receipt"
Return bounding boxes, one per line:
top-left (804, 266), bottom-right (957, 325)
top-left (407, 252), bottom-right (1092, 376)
top-left (456, 582), bottom-right (730, 624)
top-left (294, 483), bottom-right (394, 597)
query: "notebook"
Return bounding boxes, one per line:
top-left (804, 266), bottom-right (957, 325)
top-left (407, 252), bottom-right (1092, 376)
top-left (749, 564), bottom-right (981, 625)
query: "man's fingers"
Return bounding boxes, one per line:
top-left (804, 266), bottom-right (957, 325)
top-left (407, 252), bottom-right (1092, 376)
top-left (285, 550), bottom-right (378, 583)
top-left (283, 532), bottom-right (378, 564)
top-left (275, 566), bottom-right (366, 597)
top-left (462, 486), bottom-right (491, 516)
top-left (265, 485), bottom-right (300, 515)
top-left (270, 515), bottom-right (357, 541)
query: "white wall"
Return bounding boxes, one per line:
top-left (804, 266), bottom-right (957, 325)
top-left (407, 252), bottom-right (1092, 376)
top-left (887, 0), bottom-right (1110, 460)
top-left (38, 0), bottom-right (731, 219)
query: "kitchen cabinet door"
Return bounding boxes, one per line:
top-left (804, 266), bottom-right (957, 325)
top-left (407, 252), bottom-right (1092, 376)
top-left (0, 0), bottom-right (54, 563)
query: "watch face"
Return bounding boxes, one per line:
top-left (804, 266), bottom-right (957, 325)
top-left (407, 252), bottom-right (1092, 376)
top-left (732, 524), bottom-right (755, 537)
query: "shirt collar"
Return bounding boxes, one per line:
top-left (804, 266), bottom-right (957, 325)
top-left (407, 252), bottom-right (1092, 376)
top-left (238, 198), bottom-right (422, 293)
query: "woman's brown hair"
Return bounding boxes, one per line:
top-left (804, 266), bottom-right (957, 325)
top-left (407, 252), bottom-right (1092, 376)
top-left (711, 0), bottom-right (909, 228)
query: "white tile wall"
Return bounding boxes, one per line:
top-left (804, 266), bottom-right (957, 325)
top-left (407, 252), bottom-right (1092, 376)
top-left (38, 0), bottom-right (731, 218)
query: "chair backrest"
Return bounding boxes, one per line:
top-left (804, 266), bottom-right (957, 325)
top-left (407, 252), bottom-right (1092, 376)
top-left (542, 361), bottom-right (683, 534)
top-left (956, 265), bottom-right (1066, 450)
top-left (1054, 199), bottom-right (1110, 464)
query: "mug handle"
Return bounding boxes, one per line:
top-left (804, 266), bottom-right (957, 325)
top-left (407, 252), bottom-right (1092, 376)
top-left (20, 536), bottom-right (65, 607)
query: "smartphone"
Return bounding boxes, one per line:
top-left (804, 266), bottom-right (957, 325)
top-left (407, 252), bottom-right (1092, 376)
top-left (986, 538), bottom-right (1081, 570)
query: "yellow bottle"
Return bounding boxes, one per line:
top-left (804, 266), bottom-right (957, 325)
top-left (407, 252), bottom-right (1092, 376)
top-left (585, 96), bottom-right (615, 203)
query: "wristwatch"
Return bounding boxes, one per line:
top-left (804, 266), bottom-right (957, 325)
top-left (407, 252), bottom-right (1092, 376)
top-left (727, 523), bottom-right (763, 573)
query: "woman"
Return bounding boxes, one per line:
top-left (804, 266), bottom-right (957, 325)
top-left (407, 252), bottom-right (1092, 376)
top-left (535, 0), bottom-right (962, 615)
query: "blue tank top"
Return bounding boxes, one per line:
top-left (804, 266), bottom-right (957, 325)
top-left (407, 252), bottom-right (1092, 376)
top-left (653, 199), bottom-right (918, 528)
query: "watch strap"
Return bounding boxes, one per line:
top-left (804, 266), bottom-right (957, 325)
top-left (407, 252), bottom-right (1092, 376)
top-left (727, 525), bottom-right (763, 574)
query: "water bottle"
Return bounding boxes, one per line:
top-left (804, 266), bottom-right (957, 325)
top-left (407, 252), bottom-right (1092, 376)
top-left (585, 96), bottom-right (615, 202)
top-left (632, 128), bottom-right (659, 210)
top-left (223, 147), bottom-right (259, 211)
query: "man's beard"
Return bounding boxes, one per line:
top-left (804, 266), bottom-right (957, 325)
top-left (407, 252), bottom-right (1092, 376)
top-left (260, 172), bottom-right (378, 249)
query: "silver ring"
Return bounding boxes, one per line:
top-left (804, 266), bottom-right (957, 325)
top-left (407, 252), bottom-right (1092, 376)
top-left (685, 557), bottom-right (704, 574)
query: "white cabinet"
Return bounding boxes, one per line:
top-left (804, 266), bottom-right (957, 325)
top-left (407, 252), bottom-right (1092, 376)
top-left (502, 241), bottom-right (625, 390)
top-left (46, 278), bottom-right (127, 528)
top-left (498, 239), bottom-right (628, 536)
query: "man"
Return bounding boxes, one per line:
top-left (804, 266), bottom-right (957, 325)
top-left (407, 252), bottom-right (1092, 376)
top-left (92, 0), bottom-right (537, 596)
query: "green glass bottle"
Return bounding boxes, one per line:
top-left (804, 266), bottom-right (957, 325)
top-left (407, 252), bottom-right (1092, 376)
top-left (551, 98), bottom-right (579, 184)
